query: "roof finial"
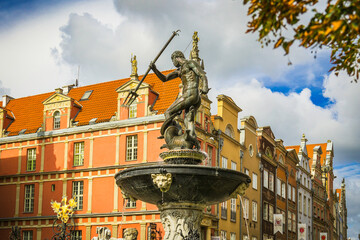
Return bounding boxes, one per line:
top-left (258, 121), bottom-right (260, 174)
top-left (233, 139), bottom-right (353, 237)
top-left (301, 133), bottom-right (308, 143)
top-left (130, 54), bottom-right (139, 80)
top-left (189, 31), bottom-right (200, 63)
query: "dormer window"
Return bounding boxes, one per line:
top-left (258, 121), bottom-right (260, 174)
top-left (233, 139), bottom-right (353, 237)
top-left (53, 111), bottom-right (61, 129)
top-left (19, 129), bottom-right (26, 135)
top-left (129, 103), bottom-right (137, 118)
top-left (80, 90), bottom-right (93, 101)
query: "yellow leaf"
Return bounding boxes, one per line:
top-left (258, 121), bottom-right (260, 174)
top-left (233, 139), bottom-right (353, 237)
top-left (325, 27), bottom-right (332, 35)
top-left (331, 20), bottom-right (343, 31)
top-left (274, 37), bottom-right (284, 48)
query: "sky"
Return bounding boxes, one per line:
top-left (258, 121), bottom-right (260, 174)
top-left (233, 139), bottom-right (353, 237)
top-left (0, 0), bottom-right (359, 238)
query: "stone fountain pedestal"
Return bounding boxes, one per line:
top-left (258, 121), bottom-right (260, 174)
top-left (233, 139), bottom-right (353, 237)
top-left (115, 149), bottom-right (251, 240)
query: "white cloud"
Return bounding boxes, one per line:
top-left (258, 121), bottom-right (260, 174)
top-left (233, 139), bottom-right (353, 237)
top-left (334, 164), bottom-right (360, 240)
top-left (0, 0), bottom-right (122, 98)
top-left (214, 72), bottom-right (360, 164)
top-left (1, 0), bottom-right (359, 238)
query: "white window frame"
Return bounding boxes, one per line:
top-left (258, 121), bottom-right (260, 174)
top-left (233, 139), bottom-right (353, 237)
top-left (207, 145), bottom-right (213, 166)
top-left (221, 201), bottom-right (227, 219)
top-left (276, 178), bottom-right (281, 196)
top-left (53, 111), bottom-right (61, 129)
top-left (72, 181), bottom-right (84, 210)
top-left (23, 230), bottom-right (33, 240)
top-left (303, 195), bottom-right (307, 216)
top-left (129, 103), bottom-right (137, 118)
top-left (269, 172), bottom-right (274, 191)
top-left (126, 135), bottom-right (138, 161)
top-left (292, 213), bottom-right (296, 232)
top-left (26, 148), bottom-right (36, 171)
top-left (243, 198), bottom-right (249, 219)
top-left (252, 201), bottom-right (257, 222)
top-left (263, 202), bottom-right (268, 221)
top-left (288, 211), bottom-right (292, 232)
top-left (125, 198), bottom-right (136, 208)
top-left (221, 231), bottom-right (227, 240)
top-left (71, 230), bottom-right (82, 240)
top-left (292, 186), bottom-right (296, 202)
top-left (281, 182), bottom-right (286, 198)
top-left (231, 161), bottom-right (237, 171)
top-left (269, 204), bottom-right (274, 223)
top-left (252, 173), bottom-right (258, 190)
top-left (288, 184), bottom-right (292, 200)
top-left (222, 157), bottom-right (228, 169)
top-left (263, 169), bottom-right (269, 188)
top-left (74, 142), bottom-right (84, 166)
top-left (24, 184), bottom-right (35, 213)
top-left (230, 198), bottom-right (236, 221)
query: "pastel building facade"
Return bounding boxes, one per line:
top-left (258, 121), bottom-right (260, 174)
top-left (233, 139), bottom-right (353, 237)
top-left (0, 71), bottom-right (220, 240)
top-left (287, 135), bottom-right (313, 240)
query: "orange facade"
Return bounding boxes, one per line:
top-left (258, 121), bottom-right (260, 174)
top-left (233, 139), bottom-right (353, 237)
top-left (0, 72), bottom-right (218, 240)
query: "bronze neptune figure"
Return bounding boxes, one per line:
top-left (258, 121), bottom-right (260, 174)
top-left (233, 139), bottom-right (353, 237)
top-left (150, 50), bottom-right (209, 150)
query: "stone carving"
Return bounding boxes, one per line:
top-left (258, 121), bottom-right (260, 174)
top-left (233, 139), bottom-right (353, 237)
top-left (92, 227), bottom-right (112, 240)
top-left (124, 228), bottom-right (138, 240)
top-left (160, 207), bottom-right (202, 240)
top-left (230, 182), bottom-right (249, 198)
top-left (150, 49), bottom-right (209, 150)
top-left (161, 120), bottom-right (197, 150)
top-left (151, 173), bottom-right (172, 192)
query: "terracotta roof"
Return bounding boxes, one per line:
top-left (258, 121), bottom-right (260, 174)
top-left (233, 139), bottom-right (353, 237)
top-left (285, 143), bottom-right (328, 168)
top-left (336, 189), bottom-right (342, 201)
top-left (285, 145), bottom-right (300, 153)
top-left (4, 70), bottom-right (180, 136)
top-left (5, 92), bottom-right (54, 135)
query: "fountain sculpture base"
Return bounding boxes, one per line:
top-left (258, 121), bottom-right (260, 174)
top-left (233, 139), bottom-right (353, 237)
top-left (116, 149), bottom-right (251, 240)
top-left (159, 203), bottom-right (205, 240)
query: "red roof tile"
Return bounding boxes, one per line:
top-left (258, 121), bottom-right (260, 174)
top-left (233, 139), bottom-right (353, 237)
top-left (4, 70), bottom-right (181, 135)
top-left (285, 143), bottom-right (328, 168)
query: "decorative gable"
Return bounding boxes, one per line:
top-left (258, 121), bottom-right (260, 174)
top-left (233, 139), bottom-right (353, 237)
top-left (116, 80), bottom-right (158, 120)
top-left (43, 91), bottom-right (76, 131)
top-left (43, 92), bottom-right (72, 111)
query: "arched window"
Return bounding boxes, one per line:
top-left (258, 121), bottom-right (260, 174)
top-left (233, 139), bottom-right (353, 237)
top-left (225, 124), bottom-right (234, 138)
top-left (279, 155), bottom-right (284, 164)
top-left (53, 111), bottom-right (61, 129)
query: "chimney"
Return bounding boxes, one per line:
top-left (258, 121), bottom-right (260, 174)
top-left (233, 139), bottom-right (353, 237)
top-left (2, 95), bottom-right (14, 108)
top-left (62, 85), bottom-right (75, 95)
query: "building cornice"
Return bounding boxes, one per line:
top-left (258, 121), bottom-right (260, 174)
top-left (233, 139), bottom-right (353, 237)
top-left (0, 162), bottom-right (161, 179)
top-left (0, 114), bottom-right (165, 144)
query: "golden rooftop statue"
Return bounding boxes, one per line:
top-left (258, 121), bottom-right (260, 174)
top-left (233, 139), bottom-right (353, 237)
top-left (130, 54), bottom-right (138, 80)
top-left (190, 31), bottom-right (200, 63)
top-left (51, 196), bottom-right (77, 223)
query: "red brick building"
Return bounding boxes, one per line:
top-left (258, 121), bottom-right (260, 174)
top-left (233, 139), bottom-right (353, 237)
top-left (0, 70), bottom-right (218, 240)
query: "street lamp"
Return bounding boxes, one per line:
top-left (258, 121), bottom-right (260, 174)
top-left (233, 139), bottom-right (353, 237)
top-left (50, 196), bottom-right (77, 240)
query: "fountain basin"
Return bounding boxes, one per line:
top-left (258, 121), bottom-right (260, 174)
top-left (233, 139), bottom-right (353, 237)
top-left (115, 164), bottom-right (251, 206)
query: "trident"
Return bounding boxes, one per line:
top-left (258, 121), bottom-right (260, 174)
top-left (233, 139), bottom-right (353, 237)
top-left (122, 30), bottom-right (180, 107)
